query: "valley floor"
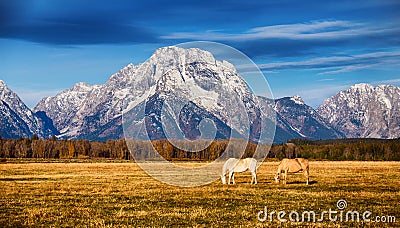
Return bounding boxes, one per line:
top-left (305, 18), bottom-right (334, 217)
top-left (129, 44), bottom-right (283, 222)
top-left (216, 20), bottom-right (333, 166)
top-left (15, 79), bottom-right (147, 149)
top-left (0, 160), bottom-right (399, 227)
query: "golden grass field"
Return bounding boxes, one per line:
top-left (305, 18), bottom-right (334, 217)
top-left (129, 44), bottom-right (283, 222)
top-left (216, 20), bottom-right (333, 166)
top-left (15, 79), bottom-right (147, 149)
top-left (1, 160), bottom-right (399, 227)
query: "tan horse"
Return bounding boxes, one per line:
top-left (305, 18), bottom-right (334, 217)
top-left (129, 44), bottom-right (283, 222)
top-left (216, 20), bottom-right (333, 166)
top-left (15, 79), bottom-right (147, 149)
top-left (221, 158), bottom-right (257, 185)
top-left (274, 158), bottom-right (309, 185)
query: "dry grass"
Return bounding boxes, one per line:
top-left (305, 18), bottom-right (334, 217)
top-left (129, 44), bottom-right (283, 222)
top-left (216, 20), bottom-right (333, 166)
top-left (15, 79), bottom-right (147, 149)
top-left (1, 160), bottom-right (399, 227)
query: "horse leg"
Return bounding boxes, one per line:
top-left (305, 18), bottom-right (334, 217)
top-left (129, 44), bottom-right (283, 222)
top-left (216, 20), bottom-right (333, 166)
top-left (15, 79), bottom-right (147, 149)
top-left (252, 172), bottom-right (257, 184)
top-left (305, 170), bottom-right (309, 185)
top-left (228, 172), bottom-right (233, 184)
top-left (232, 173), bottom-right (235, 184)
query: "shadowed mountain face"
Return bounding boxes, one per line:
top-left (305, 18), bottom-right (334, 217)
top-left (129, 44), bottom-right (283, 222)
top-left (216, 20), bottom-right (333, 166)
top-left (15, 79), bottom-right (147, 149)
top-left (275, 96), bottom-right (344, 140)
top-left (0, 80), bottom-right (58, 139)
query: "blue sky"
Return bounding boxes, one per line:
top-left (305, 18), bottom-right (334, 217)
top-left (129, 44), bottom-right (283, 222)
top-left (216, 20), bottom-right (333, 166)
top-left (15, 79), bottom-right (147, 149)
top-left (1, 0), bottom-right (400, 108)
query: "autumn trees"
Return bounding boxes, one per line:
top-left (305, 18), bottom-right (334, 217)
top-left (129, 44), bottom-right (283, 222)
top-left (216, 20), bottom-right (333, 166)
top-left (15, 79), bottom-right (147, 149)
top-left (0, 136), bottom-right (399, 161)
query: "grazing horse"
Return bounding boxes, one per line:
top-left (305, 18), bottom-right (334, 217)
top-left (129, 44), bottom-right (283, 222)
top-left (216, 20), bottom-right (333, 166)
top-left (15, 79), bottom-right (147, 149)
top-left (274, 158), bottom-right (309, 185)
top-left (221, 158), bottom-right (257, 184)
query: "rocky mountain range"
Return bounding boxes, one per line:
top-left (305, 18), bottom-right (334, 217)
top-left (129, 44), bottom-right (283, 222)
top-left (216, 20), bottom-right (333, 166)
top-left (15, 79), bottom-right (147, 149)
top-left (1, 47), bottom-right (399, 143)
top-left (0, 80), bottom-right (58, 139)
top-left (35, 47), bottom-right (268, 142)
top-left (318, 83), bottom-right (400, 139)
top-left (275, 96), bottom-right (344, 140)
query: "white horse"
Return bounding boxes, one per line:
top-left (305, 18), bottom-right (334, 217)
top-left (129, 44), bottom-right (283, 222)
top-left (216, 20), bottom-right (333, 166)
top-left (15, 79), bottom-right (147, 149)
top-left (221, 158), bottom-right (257, 184)
top-left (274, 158), bottom-right (309, 185)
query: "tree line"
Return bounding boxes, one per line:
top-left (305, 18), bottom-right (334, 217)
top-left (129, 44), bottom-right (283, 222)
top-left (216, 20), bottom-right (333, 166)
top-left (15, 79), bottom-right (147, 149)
top-left (0, 135), bottom-right (264, 161)
top-left (0, 135), bottom-right (130, 160)
top-left (0, 135), bottom-right (399, 161)
top-left (269, 138), bottom-right (400, 161)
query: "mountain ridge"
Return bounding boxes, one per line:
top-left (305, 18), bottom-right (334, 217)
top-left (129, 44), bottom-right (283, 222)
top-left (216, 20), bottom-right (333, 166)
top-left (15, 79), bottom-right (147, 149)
top-left (3, 77), bottom-right (399, 142)
top-left (317, 83), bottom-right (400, 139)
top-left (2, 47), bottom-right (399, 142)
top-left (34, 46), bottom-right (269, 142)
top-left (275, 96), bottom-right (344, 140)
top-left (0, 80), bottom-right (58, 138)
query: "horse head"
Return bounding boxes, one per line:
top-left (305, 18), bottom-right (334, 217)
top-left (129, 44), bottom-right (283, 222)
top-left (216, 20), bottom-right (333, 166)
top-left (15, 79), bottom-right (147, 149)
top-left (221, 175), bottom-right (227, 184)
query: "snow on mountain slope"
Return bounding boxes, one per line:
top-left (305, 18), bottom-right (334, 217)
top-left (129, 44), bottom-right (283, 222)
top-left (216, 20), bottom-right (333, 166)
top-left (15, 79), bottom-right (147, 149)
top-left (0, 80), bottom-right (58, 138)
top-left (32, 47), bottom-right (400, 142)
top-left (317, 83), bottom-right (400, 139)
top-left (34, 47), bottom-right (270, 141)
top-left (275, 96), bottom-right (344, 140)
top-left (34, 82), bottom-right (93, 133)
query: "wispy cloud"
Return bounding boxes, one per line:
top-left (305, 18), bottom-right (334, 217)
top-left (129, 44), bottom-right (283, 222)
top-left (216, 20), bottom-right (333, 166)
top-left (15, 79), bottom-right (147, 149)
top-left (317, 78), bottom-right (335, 82)
top-left (317, 64), bottom-right (376, 75)
top-left (258, 51), bottom-right (400, 74)
top-left (163, 19), bottom-right (400, 59)
top-left (163, 20), bottom-right (396, 41)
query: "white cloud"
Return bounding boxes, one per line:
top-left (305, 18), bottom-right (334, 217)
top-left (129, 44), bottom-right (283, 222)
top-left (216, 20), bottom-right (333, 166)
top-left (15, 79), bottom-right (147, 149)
top-left (259, 51), bottom-right (400, 75)
top-left (162, 20), bottom-right (396, 42)
top-left (260, 51), bottom-right (400, 69)
top-left (317, 64), bottom-right (374, 75)
top-left (317, 78), bottom-right (335, 82)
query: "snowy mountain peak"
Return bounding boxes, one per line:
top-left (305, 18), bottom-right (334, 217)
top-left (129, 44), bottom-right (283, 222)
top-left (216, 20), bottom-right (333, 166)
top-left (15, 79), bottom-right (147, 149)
top-left (350, 83), bottom-right (374, 91)
top-left (29, 44), bottom-right (400, 142)
top-left (34, 80), bottom-right (96, 133)
top-left (152, 46), bottom-right (215, 62)
top-left (0, 79), bottom-right (10, 88)
top-left (123, 63), bottom-right (134, 69)
top-left (376, 84), bottom-right (396, 91)
top-left (318, 83), bottom-right (400, 139)
top-left (0, 80), bottom-right (18, 104)
top-left (0, 80), bottom-right (58, 138)
top-left (72, 82), bottom-right (92, 91)
top-left (34, 46), bottom-right (264, 141)
top-left (275, 96), bottom-right (343, 140)
top-left (290, 95), bottom-right (305, 105)
top-left (148, 46), bottom-right (221, 73)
